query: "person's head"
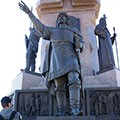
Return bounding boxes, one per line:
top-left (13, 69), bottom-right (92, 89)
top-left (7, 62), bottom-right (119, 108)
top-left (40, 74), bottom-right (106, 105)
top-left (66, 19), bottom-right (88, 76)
top-left (1, 96), bottom-right (11, 108)
top-left (56, 12), bottom-right (70, 27)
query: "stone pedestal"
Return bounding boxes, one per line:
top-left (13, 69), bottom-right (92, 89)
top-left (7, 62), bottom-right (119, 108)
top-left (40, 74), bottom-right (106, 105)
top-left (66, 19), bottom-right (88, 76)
top-left (36, 116), bottom-right (96, 120)
top-left (11, 71), bottom-right (47, 91)
top-left (12, 68), bottom-right (120, 91)
top-left (84, 69), bottom-right (120, 88)
top-left (96, 116), bottom-right (120, 120)
top-left (36, 0), bottom-right (100, 76)
top-left (12, 87), bottom-right (120, 119)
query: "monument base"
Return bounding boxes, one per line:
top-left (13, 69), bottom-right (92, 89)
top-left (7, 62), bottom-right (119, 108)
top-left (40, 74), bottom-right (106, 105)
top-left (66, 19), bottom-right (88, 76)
top-left (96, 115), bottom-right (120, 120)
top-left (84, 69), bottom-right (120, 88)
top-left (11, 71), bottom-right (47, 91)
top-left (18, 115), bottom-right (120, 120)
top-left (36, 116), bottom-right (96, 120)
top-left (11, 87), bottom-right (120, 119)
top-left (12, 69), bottom-right (120, 91)
top-left (10, 69), bottom-right (120, 119)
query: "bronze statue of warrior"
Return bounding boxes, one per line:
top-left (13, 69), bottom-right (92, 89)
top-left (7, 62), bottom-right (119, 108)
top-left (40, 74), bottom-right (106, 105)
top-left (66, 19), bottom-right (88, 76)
top-left (19, 1), bottom-right (84, 116)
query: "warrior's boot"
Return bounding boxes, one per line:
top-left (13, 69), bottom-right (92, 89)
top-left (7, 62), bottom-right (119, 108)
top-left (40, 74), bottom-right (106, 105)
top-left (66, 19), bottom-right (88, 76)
top-left (56, 90), bottom-right (66, 116)
top-left (69, 83), bottom-right (83, 116)
top-left (31, 62), bottom-right (35, 72)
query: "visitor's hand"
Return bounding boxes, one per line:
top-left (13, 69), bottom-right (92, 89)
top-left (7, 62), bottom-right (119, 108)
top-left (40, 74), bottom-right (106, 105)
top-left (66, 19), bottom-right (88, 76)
top-left (18, 1), bottom-right (30, 14)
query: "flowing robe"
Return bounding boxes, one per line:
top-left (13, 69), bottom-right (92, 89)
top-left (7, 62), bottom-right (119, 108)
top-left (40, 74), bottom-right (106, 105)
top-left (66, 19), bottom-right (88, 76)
top-left (95, 24), bottom-right (115, 71)
top-left (28, 13), bottom-right (83, 93)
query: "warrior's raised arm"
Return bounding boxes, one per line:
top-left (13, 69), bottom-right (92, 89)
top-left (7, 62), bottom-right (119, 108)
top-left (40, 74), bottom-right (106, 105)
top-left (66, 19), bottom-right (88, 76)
top-left (18, 1), bottom-right (46, 35)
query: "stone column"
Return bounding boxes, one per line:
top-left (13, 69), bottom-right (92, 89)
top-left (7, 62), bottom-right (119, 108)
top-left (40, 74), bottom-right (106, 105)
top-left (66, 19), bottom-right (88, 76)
top-left (36, 0), bottom-right (100, 76)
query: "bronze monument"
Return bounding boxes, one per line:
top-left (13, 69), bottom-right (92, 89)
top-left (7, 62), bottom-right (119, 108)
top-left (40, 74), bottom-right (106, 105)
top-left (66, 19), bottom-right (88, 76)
top-left (19, 1), bottom-right (84, 116)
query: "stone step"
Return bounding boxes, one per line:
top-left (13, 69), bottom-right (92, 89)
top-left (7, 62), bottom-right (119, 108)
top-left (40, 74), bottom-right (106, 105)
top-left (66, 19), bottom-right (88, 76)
top-left (96, 115), bottom-right (120, 120)
top-left (36, 116), bottom-right (96, 120)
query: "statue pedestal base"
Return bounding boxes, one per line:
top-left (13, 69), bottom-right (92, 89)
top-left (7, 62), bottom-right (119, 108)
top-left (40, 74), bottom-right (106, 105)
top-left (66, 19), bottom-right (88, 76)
top-left (11, 87), bottom-right (120, 119)
top-left (11, 71), bottom-right (47, 91)
top-left (10, 69), bottom-right (120, 120)
top-left (96, 116), bottom-right (120, 120)
top-left (84, 69), bottom-right (120, 88)
top-left (36, 116), bottom-right (96, 120)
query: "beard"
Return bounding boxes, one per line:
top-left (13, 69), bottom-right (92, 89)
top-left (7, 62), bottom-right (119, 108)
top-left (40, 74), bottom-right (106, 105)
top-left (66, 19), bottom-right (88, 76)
top-left (57, 20), bottom-right (67, 27)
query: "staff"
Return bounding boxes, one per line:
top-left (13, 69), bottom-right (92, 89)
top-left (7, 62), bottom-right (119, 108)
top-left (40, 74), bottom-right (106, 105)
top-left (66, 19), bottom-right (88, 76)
top-left (75, 34), bottom-right (85, 99)
top-left (113, 27), bottom-right (119, 69)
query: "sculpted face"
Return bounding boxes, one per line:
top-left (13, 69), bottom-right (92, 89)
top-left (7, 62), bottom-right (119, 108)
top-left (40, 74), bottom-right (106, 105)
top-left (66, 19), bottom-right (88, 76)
top-left (57, 14), bottom-right (67, 25)
top-left (56, 12), bottom-right (69, 27)
top-left (99, 18), bottom-right (107, 27)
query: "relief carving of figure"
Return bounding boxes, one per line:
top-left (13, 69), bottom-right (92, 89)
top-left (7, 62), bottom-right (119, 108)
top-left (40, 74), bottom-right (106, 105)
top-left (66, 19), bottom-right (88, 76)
top-left (35, 94), bottom-right (41, 116)
top-left (113, 93), bottom-right (120, 114)
top-left (27, 94), bottom-right (35, 116)
top-left (98, 93), bottom-right (109, 115)
top-left (90, 93), bottom-right (99, 115)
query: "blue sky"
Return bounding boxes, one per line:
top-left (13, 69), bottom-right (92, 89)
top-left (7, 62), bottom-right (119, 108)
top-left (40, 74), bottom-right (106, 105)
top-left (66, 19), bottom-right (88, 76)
top-left (0, 0), bottom-right (120, 110)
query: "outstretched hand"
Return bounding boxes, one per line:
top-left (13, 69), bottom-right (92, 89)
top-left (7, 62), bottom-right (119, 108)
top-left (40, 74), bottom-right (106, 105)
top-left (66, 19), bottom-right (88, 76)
top-left (18, 0), bottom-right (30, 14)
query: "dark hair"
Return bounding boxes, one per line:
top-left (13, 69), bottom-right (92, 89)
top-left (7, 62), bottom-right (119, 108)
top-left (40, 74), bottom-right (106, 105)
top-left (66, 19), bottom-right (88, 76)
top-left (1, 96), bottom-right (11, 107)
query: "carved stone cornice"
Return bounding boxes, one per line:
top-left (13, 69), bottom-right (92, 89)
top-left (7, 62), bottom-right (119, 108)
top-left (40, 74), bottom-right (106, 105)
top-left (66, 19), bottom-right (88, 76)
top-left (72, 0), bottom-right (100, 18)
top-left (36, 0), bottom-right (63, 17)
top-left (36, 0), bottom-right (100, 19)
